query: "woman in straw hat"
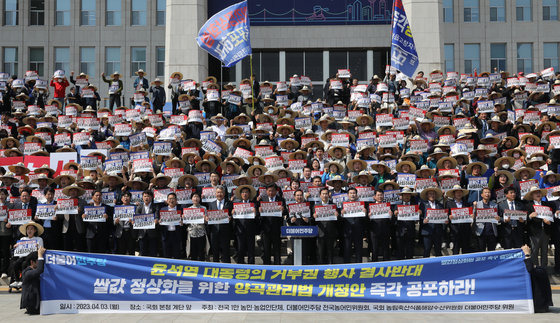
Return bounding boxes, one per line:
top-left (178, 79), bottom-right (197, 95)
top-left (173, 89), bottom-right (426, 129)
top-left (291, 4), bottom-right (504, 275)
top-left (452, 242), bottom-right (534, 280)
top-left (419, 187), bottom-right (446, 258)
top-left (168, 72), bottom-right (183, 114)
top-left (445, 185), bottom-right (472, 255)
top-left (525, 186), bottom-right (554, 268)
top-left (8, 220), bottom-right (44, 290)
top-left (232, 184), bottom-right (257, 264)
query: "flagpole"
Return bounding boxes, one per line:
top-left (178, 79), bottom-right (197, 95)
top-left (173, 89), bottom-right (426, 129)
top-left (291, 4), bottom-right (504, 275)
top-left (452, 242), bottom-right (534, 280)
top-left (250, 54), bottom-right (255, 112)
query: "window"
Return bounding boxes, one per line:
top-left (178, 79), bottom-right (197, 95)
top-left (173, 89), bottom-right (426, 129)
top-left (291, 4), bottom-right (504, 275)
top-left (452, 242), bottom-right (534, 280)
top-left (131, 0), bottom-right (146, 26)
top-left (516, 0), bottom-right (531, 21)
top-left (443, 0), bottom-right (453, 23)
top-left (4, 0), bottom-right (18, 25)
top-left (80, 47), bottom-right (95, 76)
top-left (156, 47), bottom-right (165, 77)
top-left (444, 44), bottom-right (454, 72)
top-left (544, 43), bottom-right (559, 71)
top-left (304, 51), bottom-right (323, 81)
top-left (285, 51), bottom-right (324, 98)
top-left (241, 52), bottom-right (279, 82)
top-left (464, 0), bottom-right (479, 22)
top-left (130, 47), bottom-right (146, 76)
top-left (517, 43), bottom-right (532, 74)
top-left (544, 0), bottom-right (558, 20)
top-left (106, 0), bottom-right (120, 26)
top-left (55, 0), bottom-right (71, 26)
top-left (349, 51), bottom-right (367, 81)
top-left (156, 0), bottom-right (166, 26)
top-left (54, 47), bottom-right (70, 73)
top-left (29, 47), bottom-right (44, 76)
top-left (3, 47), bottom-right (17, 76)
top-left (464, 44), bottom-right (480, 74)
top-left (285, 52), bottom-right (303, 81)
top-left (489, 0), bottom-right (505, 22)
top-left (329, 51), bottom-right (347, 76)
top-left (105, 47), bottom-right (120, 74)
top-left (29, 0), bottom-right (44, 25)
top-left (80, 0), bottom-right (95, 26)
top-left (490, 43), bottom-right (507, 72)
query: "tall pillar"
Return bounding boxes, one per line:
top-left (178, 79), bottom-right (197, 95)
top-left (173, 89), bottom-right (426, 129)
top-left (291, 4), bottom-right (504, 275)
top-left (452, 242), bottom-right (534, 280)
top-left (402, 0), bottom-right (444, 74)
top-left (164, 0), bottom-right (208, 85)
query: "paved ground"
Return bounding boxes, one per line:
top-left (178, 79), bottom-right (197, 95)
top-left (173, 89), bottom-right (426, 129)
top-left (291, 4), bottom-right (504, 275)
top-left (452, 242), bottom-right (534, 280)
top-left (0, 287), bottom-right (559, 322)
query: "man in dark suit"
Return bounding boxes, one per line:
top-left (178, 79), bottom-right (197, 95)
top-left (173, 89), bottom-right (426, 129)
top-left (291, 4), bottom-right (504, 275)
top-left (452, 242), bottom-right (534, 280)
top-left (10, 188), bottom-right (38, 241)
top-left (158, 192), bottom-right (183, 259)
top-left (135, 190), bottom-right (159, 257)
top-left (343, 187), bottom-right (365, 263)
top-left (57, 185), bottom-right (87, 252)
top-left (394, 187), bottom-right (419, 259)
top-left (420, 187), bottom-right (446, 258)
top-left (114, 191), bottom-right (136, 255)
top-left (20, 247), bottom-right (45, 315)
top-left (232, 185), bottom-right (257, 264)
top-left (259, 184), bottom-right (285, 265)
top-left (84, 190), bottom-right (112, 253)
top-left (313, 187), bottom-right (338, 264)
top-left (498, 187), bottom-right (526, 249)
top-left (525, 187), bottom-right (554, 268)
top-left (369, 189), bottom-right (392, 262)
top-left (206, 186), bottom-right (232, 263)
top-left (445, 185), bottom-right (473, 255)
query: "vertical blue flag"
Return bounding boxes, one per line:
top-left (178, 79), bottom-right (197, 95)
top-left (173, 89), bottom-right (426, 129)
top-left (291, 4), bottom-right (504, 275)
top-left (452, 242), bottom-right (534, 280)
top-left (390, 0), bottom-right (419, 77)
top-left (196, 1), bottom-right (251, 68)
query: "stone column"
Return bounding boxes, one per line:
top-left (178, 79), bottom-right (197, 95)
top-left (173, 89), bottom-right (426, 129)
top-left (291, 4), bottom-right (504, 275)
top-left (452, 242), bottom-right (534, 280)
top-left (402, 0), bottom-right (444, 74)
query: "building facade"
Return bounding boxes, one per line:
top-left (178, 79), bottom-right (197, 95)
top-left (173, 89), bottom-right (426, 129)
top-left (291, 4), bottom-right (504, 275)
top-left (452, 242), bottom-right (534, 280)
top-left (1, 1), bottom-right (560, 104)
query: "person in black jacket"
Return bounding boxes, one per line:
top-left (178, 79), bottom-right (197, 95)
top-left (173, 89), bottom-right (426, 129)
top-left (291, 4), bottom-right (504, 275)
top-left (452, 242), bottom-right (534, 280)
top-left (342, 187), bottom-right (365, 263)
top-left (205, 186), bottom-right (232, 263)
top-left (135, 190), bottom-right (159, 257)
top-left (259, 184), bottom-right (285, 265)
top-left (525, 186), bottom-right (554, 268)
top-left (420, 187), bottom-right (447, 258)
top-left (149, 79), bottom-right (166, 112)
top-left (20, 247), bottom-right (45, 315)
top-left (445, 185), bottom-right (473, 255)
top-left (83, 190), bottom-right (112, 253)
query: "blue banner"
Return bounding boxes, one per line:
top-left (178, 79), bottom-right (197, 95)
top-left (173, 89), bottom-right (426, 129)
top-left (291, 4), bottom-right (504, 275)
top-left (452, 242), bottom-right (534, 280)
top-left (390, 0), bottom-right (419, 77)
top-left (196, 1), bottom-right (252, 68)
top-left (40, 249), bottom-right (533, 314)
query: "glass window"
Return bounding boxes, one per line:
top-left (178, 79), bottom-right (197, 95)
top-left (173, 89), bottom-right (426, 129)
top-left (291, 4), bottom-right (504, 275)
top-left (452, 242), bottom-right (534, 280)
top-left (156, 0), bottom-right (166, 26)
top-left (156, 47), bottom-right (165, 77)
top-left (55, 0), bottom-right (71, 26)
top-left (29, 47), bottom-right (44, 76)
top-left (285, 52), bottom-right (303, 81)
top-left (4, 0), bottom-right (18, 25)
top-left (131, 0), bottom-right (146, 26)
top-left (544, 43), bottom-right (559, 71)
top-left (260, 52), bottom-right (279, 81)
top-left (130, 47), bottom-right (146, 76)
top-left (105, 47), bottom-right (120, 74)
top-left (304, 51), bottom-right (323, 81)
top-left (80, 0), bottom-right (95, 26)
top-left (54, 47), bottom-right (70, 73)
top-left (444, 44), bottom-right (454, 72)
top-left (489, 0), bottom-right (505, 22)
top-left (517, 43), bottom-right (532, 74)
top-left (443, 0), bottom-right (454, 23)
top-left (516, 0), bottom-right (531, 21)
top-left (3, 47), bottom-right (18, 76)
top-left (490, 43), bottom-right (507, 72)
top-left (543, 0), bottom-right (558, 20)
top-left (29, 0), bottom-right (44, 25)
top-left (80, 47), bottom-right (95, 76)
top-left (241, 54), bottom-right (260, 80)
top-left (464, 0), bottom-right (479, 22)
top-left (349, 51), bottom-right (367, 81)
top-left (106, 0), bottom-right (121, 26)
top-left (329, 51), bottom-right (347, 77)
top-left (464, 44), bottom-right (480, 74)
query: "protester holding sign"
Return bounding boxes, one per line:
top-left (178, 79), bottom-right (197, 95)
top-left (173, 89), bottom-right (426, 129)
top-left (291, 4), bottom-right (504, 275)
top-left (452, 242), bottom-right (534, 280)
top-left (83, 191), bottom-right (111, 253)
top-left (8, 221), bottom-right (43, 290)
top-left (420, 187), bottom-right (446, 258)
top-left (525, 186), bottom-right (555, 268)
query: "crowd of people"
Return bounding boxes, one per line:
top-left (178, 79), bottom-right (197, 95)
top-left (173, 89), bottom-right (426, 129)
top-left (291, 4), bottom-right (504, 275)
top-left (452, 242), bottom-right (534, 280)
top-left (1, 64), bottom-right (560, 288)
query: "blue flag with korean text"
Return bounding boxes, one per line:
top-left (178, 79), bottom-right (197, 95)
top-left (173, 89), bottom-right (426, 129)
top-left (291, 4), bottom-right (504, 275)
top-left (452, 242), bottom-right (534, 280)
top-left (390, 0), bottom-right (419, 77)
top-left (196, 1), bottom-right (251, 68)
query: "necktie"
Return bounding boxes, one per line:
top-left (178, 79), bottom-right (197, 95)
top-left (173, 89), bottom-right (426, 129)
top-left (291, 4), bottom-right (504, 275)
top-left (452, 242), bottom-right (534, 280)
top-left (23, 203), bottom-right (27, 209)
top-left (218, 201), bottom-right (222, 210)
top-left (510, 202), bottom-right (515, 210)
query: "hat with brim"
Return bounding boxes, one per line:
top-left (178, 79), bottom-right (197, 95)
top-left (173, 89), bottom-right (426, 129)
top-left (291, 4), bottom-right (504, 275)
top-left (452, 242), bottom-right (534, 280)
top-left (401, 152), bottom-right (421, 163)
top-left (428, 148), bottom-right (448, 159)
top-left (396, 160), bottom-right (417, 173)
top-left (35, 164), bottom-right (55, 177)
top-left (248, 165), bottom-right (268, 178)
top-left (177, 174), bottom-right (198, 188)
top-left (276, 124), bottom-right (295, 135)
top-left (62, 184), bottom-right (85, 197)
top-left (288, 150), bottom-right (308, 160)
top-left (327, 146), bottom-right (347, 158)
top-left (210, 113), bottom-right (226, 123)
top-left (19, 221), bottom-right (44, 236)
top-left (504, 136), bottom-right (519, 147)
top-left (184, 138), bottom-right (202, 148)
top-left (303, 140), bottom-right (325, 150)
top-left (134, 69), bottom-right (146, 76)
top-left (56, 145), bottom-right (76, 153)
top-left (513, 167), bottom-right (536, 180)
top-left (480, 134), bottom-right (500, 145)
top-left (232, 174), bottom-right (252, 186)
top-left (356, 115), bottom-right (374, 126)
top-left (273, 168), bottom-right (294, 179)
top-left (465, 162), bottom-right (488, 175)
top-left (8, 162), bottom-right (30, 174)
top-left (436, 157), bottom-right (458, 170)
top-left (379, 180), bottom-right (400, 191)
top-left (165, 157), bottom-right (186, 169)
top-left (3, 148), bottom-right (23, 157)
top-left (0, 137), bottom-right (19, 148)
top-left (437, 125), bottom-right (456, 136)
top-left (125, 177), bottom-right (149, 190)
top-left (526, 156), bottom-right (546, 169)
top-left (415, 165), bottom-right (436, 177)
top-left (178, 94), bottom-right (192, 101)
top-left (324, 161), bottom-right (344, 174)
top-left (150, 173), bottom-right (172, 186)
top-left (420, 187), bottom-right (443, 201)
top-left (279, 138), bottom-right (299, 150)
top-left (0, 172), bottom-right (17, 183)
top-left (248, 156), bottom-right (265, 166)
top-left (371, 162), bottom-right (391, 174)
top-left (202, 152), bottom-right (223, 165)
top-left (195, 160), bottom-right (216, 172)
top-left (54, 173), bottom-right (76, 186)
top-left (221, 160), bottom-right (241, 174)
top-left (445, 185), bottom-right (469, 199)
top-left (419, 119), bottom-right (435, 130)
top-left (77, 177), bottom-right (97, 190)
top-left (347, 159), bottom-right (368, 172)
top-left (326, 175), bottom-right (347, 187)
top-left (17, 125), bottom-right (35, 135)
top-left (520, 134), bottom-right (541, 145)
top-left (352, 171), bottom-right (374, 183)
top-left (30, 174), bottom-right (54, 185)
top-left (170, 72), bottom-right (183, 80)
top-left (226, 125), bottom-right (243, 135)
top-left (399, 187), bottom-right (418, 195)
top-left (234, 184), bottom-right (257, 200)
top-left (494, 170), bottom-right (514, 187)
top-left (111, 72), bottom-right (122, 78)
top-left (505, 148), bottom-right (526, 158)
top-left (494, 156), bottom-right (516, 169)
top-left (544, 171), bottom-right (560, 183)
top-left (102, 174), bottom-right (125, 185)
top-left (471, 145), bottom-right (491, 156)
top-left (523, 186), bottom-right (547, 201)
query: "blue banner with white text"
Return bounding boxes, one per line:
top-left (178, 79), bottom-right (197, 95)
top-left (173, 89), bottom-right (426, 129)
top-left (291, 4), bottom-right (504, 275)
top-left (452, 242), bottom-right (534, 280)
top-left (196, 1), bottom-right (252, 68)
top-left (40, 249), bottom-right (533, 314)
top-left (390, 0), bottom-right (419, 77)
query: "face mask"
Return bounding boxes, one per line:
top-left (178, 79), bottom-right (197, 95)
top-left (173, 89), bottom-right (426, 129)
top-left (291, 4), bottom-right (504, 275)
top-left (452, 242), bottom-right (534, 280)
top-left (502, 164), bottom-right (510, 169)
top-left (513, 153), bottom-right (520, 159)
top-left (57, 79), bottom-right (62, 83)
top-left (209, 157), bottom-right (215, 162)
top-left (268, 109), bottom-right (274, 114)
top-left (253, 160), bottom-right (261, 165)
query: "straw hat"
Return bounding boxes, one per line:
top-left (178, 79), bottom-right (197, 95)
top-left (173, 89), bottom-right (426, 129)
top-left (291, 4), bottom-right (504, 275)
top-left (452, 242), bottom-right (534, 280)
top-left (8, 162), bottom-right (30, 174)
top-left (420, 187), bottom-right (443, 201)
top-left (165, 157), bottom-right (186, 169)
top-left (445, 185), bottom-right (468, 199)
top-left (378, 180), bottom-right (400, 191)
top-left (34, 164), bottom-right (55, 177)
top-left (195, 160), bottom-right (216, 172)
top-left (62, 184), bottom-right (85, 197)
top-left (523, 186), bottom-right (547, 201)
top-left (494, 156), bottom-right (515, 169)
top-left (436, 156), bottom-right (458, 170)
top-left (177, 174), bottom-right (198, 188)
top-left (494, 170), bottom-right (514, 186)
top-left (125, 176), bottom-right (149, 190)
top-left (234, 184), bottom-right (257, 200)
top-left (324, 161), bottom-right (344, 174)
top-left (396, 160), bottom-right (417, 173)
top-left (248, 165), bottom-right (268, 178)
top-left (30, 173), bottom-right (54, 185)
top-left (371, 162), bottom-right (391, 174)
top-left (150, 173), bottom-right (172, 186)
top-left (258, 171), bottom-right (279, 183)
top-left (0, 137), bottom-right (19, 148)
top-left (347, 159), bottom-right (368, 172)
top-left (513, 167), bottom-right (536, 180)
top-left (415, 165), bottom-right (436, 177)
top-left (465, 162), bottom-right (488, 175)
top-left (326, 175), bottom-right (347, 187)
top-left (19, 221), bottom-right (44, 236)
top-left (351, 170), bottom-right (374, 184)
top-left (232, 174), bottom-right (253, 186)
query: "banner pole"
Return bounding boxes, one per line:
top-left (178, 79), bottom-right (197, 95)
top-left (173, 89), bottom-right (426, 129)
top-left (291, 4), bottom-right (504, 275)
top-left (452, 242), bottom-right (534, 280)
top-left (250, 54), bottom-right (255, 112)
